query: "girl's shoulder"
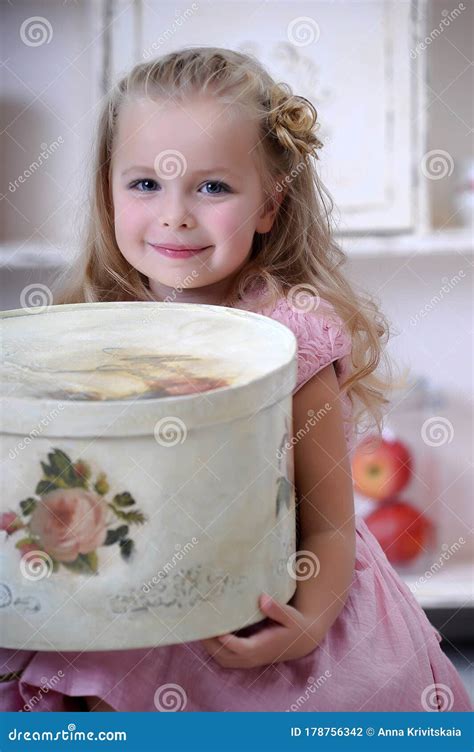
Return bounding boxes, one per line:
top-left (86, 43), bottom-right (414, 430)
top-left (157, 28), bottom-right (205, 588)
top-left (238, 287), bottom-right (353, 392)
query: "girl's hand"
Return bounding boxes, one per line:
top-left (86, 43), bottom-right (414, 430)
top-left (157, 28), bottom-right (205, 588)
top-left (200, 593), bottom-right (324, 669)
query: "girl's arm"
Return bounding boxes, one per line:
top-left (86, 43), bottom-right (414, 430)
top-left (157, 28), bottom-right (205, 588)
top-left (289, 362), bottom-right (356, 633)
top-left (201, 363), bottom-right (356, 668)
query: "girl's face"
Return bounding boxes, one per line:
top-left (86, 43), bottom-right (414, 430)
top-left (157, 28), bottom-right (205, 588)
top-left (111, 95), bottom-right (279, 301)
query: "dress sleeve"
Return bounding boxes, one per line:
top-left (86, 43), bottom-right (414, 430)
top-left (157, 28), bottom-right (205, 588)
top-left (270, 297), bottom-right (352, 392)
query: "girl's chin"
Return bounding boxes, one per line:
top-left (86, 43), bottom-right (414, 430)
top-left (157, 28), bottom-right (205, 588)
top-left (147, 277), bottom-right (201, 294)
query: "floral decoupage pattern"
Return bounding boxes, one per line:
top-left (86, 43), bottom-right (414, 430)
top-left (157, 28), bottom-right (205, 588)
top-left (0, 448), bottom-right (147, 576)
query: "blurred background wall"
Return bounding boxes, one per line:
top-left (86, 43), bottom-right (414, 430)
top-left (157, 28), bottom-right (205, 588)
top-left (1, 0), bottom-right (473, 700)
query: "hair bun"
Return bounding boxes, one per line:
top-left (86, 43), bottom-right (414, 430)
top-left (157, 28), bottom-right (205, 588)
top-left (268, 83), bottom-right (323, 159)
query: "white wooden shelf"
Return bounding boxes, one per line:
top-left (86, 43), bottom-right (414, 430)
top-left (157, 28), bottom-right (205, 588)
top-left (339, 228), bottom-right (474, 258)
top-left (401, 560), bottom-right (473, 610)
top-left (1, 229), bottom-right (473, 271)
top-left (0, 243), bottom-right (76, 270)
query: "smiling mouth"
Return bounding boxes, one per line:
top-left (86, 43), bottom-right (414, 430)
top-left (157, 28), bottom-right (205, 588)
top-left (148, 243), bottom-right (209, 251)
top-left (148, 243), bottom-right (211, 258)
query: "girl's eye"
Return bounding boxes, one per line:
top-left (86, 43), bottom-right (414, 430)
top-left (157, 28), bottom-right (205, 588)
top-left (130, 179), bottom-right (159, 192)
top-left (129, 179), bottom-right (230, 195)
top-left (199, 181), bottom-right (230, 195)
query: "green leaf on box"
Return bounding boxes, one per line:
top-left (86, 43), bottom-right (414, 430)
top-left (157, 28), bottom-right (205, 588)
top-left (62, 552), bottom-right (98, 575)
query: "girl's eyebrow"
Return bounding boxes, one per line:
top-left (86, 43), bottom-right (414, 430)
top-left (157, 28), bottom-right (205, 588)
top-left (121, 165), bottom-right (236, 177)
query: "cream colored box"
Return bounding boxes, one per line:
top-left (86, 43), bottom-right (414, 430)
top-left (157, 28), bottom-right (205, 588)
top-left (0, 302), bottom-right (297, 651)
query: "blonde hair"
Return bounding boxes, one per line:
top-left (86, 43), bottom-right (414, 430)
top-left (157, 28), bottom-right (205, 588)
top-left (53, 46), bottom-right (400, 438)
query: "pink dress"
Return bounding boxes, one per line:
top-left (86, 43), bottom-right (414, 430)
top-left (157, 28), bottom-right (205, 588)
top-left (1, 293), bottom-right (471, 712)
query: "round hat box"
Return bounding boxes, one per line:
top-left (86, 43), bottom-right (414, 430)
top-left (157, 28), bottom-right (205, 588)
top-left (0, 302), bottom-right (298, 651)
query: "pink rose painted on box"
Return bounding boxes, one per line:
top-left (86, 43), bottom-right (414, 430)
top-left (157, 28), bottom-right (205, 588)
top-left (29, 488), bottom-right (108, 563)
top-left (2, 448), bottom-right (147, 576)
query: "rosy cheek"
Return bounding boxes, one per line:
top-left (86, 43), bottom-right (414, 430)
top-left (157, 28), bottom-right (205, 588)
top-left (114, 196), bottom-right (147, 235)
top-left (203, 203), bottom-right (250, 239)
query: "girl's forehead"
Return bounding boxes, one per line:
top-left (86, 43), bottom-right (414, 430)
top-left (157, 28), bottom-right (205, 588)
top-left (113, 95), bottom-right (260, 172)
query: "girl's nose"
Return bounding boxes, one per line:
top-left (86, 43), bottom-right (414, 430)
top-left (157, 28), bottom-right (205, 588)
top-left (159, 207), bottom-right (196, 229)
top-left (160, 217), bottom-right (194, 228)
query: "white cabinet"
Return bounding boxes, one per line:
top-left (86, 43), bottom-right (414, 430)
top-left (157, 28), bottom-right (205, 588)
top-left (109, 0), bottom-right (426, 234)
top-left (1, 0), bottom-right (105, 268)
top-left (1, 0), bottom-right (473, 275)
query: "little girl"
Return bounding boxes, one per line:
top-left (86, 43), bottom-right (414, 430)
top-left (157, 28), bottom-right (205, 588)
top-left (1, 47), bottom-right (471, 713)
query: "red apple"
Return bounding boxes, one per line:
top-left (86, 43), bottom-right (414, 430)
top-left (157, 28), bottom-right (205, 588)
top-left (352, 435), bottom-right (412, 501)
top-left (365, 500), bottom-right (435, 564)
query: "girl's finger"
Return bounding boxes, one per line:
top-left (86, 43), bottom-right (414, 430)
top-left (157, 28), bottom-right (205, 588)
top-left (200, 637), bottom-right (239, 658)
top-left (216, 633), bottom-right (253, 654)
top-left (204, 642), bottom-right (246, 667)
top-left (242, 623), bottom-right (287, 655)
top-left (213, 653), bottom-right (252, 669)
top-left (259, 593), bottom-right (300, 628)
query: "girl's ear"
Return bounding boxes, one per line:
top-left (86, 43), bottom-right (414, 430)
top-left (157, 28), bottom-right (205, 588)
top-left (256, 181), bottom-right (287, 234)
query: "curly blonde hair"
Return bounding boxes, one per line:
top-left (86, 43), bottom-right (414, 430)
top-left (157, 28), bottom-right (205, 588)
top-left (53, 46), bottom-right (400, 438)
